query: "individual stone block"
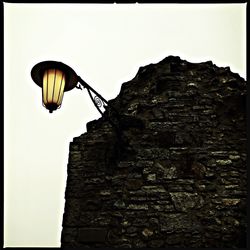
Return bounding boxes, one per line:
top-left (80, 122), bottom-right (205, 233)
top-left (169, 192), bottom-right (204, 212)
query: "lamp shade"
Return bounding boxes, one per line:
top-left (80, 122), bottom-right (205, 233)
top-left (31, 61), bottom-right (79, 113)
top-left (42, 69), bottom-right (65, 112)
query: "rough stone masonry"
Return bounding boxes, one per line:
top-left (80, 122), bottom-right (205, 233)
top-left (61, 56), bottom-right (247, 248)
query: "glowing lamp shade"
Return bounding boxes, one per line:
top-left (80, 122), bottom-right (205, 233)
top-left (31, 61), bottom-right (79, 113)
top-left (42, 69), bottom-right (66, 113)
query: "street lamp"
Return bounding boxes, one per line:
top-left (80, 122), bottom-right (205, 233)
top-left (31, 60), bottom-right (114, 117)
top-left (31, 60), bottom-right (125, 173)
top-left (31, 60), bottom-right (135, 172)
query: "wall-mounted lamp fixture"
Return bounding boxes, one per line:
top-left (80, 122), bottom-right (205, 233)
top-left (31, 60), bottom-right (115, 117)
top-left (31, 60), bottom-right (133, 172)
top-left (31, 60), bottom-right (126, 172)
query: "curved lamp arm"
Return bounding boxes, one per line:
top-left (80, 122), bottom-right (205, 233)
top-left (78, 76), bottom-right (109, 116)
top-left (77, 76), bottom-right (120, 130)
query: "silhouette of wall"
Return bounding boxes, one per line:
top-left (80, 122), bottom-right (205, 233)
top-left (61, 56), bottom-right (247, 248)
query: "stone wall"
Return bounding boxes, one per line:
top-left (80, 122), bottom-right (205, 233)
top-left (61, 56), bottom-right (247, 248)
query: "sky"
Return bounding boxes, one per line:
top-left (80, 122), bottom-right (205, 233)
top-left (4, 3), bottom-right (246, 247)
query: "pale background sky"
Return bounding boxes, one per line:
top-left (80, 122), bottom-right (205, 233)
top-left (4, 3), bottom-right (246, 247)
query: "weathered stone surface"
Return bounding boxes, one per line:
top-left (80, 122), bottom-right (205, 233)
top-left (154, 161), bottom-right (178, 179)
top-left (78, 228), bottom-right (107, 243)
top-left (147, 173), bottom-right (156, 181)
top-left (125, 179), bottom-right (143, 190)
top-left (61, 56), bottom-right (246, 248)
top-left (148, 239), bottom-right (164, 247)
top-left (160, 213), bottom-right (199, 233)
top-left (127, 204), bottom-right (148, 210)
top-left (229, 155), bottom-right (241, 160)
top-left (142, 228), bottom-right (154, 237)
top-left (222, 198), bottom-right (241, 206)
top-left (216, 159), bottom-right (233, 165)
top-left (170, 192), bottom-right (204, 212)
top-left (141, 185), bottom-right (167, 194)
top-left (114, 200), bottom-right (126, 209)
top-left (191, 162), bottom-right (206, 179)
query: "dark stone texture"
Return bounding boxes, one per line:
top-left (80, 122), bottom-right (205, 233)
top-left (78, 228), bottom-right (107, 243)
top-left (61, 56), bottom-right (246, 248)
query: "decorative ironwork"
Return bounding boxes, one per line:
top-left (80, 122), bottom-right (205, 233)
top-left (94, 96), bottom-right (103, 108)
top-left (85, 87), bottom-right (105, 116)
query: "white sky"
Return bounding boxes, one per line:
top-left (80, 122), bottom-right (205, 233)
top-left (4, 3), bottom-right (246, 247)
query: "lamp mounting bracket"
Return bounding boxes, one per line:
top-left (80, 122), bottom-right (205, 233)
top-left (77, 76), bottom-right (121, 137)
top-left (75, 84), bottom-right (82, 90)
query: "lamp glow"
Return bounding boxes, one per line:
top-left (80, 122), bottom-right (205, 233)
top-left (42, 69), bottom-right (66, 113)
